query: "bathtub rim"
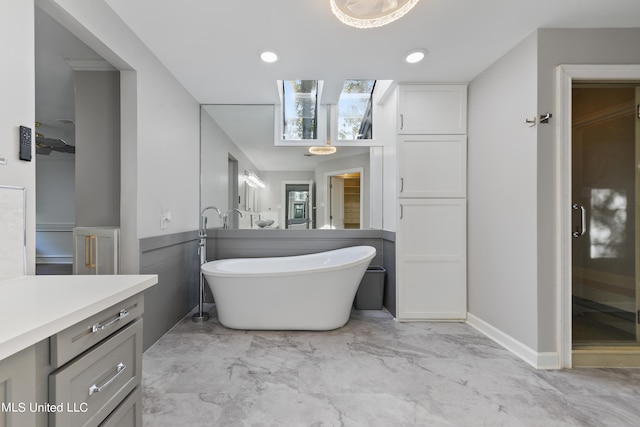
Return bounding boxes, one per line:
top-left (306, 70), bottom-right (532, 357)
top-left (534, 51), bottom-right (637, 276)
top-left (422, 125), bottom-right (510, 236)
top-left (201, 245), bottom-right (376, 278)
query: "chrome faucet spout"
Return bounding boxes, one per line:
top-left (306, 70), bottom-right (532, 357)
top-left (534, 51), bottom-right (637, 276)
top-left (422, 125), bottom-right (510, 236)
top-left (200, 206), bottom-right (222, 234)
top-left (223, 209), bottom-right (244, 229)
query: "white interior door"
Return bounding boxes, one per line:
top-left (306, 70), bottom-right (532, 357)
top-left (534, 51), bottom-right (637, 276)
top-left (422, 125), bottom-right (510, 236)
top-left (330, 176), bottom-right (344, 229)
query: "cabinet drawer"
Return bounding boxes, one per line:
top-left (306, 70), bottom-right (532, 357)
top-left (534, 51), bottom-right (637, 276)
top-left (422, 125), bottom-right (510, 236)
top-left (51, 294), bottom-right (143, 367)
top-left (99, 387), bottom-right (142, 427)
top-left (49, 320), bottom-right (142, 427)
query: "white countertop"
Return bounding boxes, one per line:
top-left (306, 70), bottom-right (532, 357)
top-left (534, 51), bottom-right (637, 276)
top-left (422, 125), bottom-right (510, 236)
top-left (0, 274), bottom-right (158, 361)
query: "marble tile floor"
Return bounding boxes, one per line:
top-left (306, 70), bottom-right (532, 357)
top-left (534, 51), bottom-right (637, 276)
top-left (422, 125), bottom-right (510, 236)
top-left (142, 305), bottom-right (640, 426)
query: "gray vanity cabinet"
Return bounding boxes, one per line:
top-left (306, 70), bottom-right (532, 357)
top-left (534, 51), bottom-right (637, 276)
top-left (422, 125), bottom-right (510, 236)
top-left (47, 294), bottom-right (144, 427)
top-left (0, 346), bottom-right (37, 427)
top-left (49, 321), bottom-right (142, 427)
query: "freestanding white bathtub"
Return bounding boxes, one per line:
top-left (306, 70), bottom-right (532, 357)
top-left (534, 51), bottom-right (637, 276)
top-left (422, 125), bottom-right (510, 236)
top-left (201, 246), bottom-right (376, 330)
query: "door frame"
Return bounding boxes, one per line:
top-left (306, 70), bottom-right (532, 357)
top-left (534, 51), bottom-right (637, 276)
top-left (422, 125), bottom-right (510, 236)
top-left (323, 167), bottom-right (364, 230)
top-left (556, 64), bottom-right (640, 368)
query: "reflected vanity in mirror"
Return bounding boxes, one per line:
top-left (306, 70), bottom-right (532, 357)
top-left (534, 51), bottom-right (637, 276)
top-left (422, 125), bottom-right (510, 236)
top-left (200, 104), bottom-right (383, 230)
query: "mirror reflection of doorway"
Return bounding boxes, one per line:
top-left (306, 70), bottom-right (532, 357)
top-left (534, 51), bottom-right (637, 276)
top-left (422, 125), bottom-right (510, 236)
top-left (571, 82), bottom-right (640, 363)
top-left (328, 171), bottom-right (361, 229)
top-left (285, 183), bottom-right (312, 229)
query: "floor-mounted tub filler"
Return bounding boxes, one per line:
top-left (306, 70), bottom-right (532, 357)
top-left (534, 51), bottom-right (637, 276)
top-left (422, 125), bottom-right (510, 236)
top-left (201, 246), bottom-right (376, 330)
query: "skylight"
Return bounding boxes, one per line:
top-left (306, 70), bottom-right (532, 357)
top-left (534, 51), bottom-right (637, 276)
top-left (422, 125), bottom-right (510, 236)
top-left (282, 80), bottom-right (318, 140)
top-left (337, 80), bottom-right (375, 140)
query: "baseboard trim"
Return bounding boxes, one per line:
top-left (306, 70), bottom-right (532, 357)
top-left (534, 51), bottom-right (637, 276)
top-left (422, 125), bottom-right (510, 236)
top-left (466, 313), bottom-right (560, 369)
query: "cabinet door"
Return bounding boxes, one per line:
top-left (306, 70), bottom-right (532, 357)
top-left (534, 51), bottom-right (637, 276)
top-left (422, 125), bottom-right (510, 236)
top-left (398, 84), bottom-right (467, 134)
top-left (0, 346), bottom-right (36, 427)
top-left (95, 232), bottom-right (118, 274)
top-left (396, 199), bottom-right (466, 320)
top-left (398, 135), bottom-right (466, 198)
top-left (73, 228), bottom-right (119, 275)
top-left (73, 232), bottom-right (95, 275)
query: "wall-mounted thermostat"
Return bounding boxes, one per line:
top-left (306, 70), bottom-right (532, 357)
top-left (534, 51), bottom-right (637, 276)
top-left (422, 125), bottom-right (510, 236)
top-left (19, 125), bottom-right (32, 161)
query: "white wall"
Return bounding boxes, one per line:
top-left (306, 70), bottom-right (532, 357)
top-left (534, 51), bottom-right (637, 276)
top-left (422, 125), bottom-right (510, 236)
top-left (467, 32), bottom-right (539, 350)
top-left (380, 89), bottom-right (397, 232)
top-left (200, 108), bottom-right (258, 228)
top-left (0, 0), bottom-right (36, 276)
top-left (75, 70), bottom-right (120, 227)
top-left (468, 28), bottom-right (640, 360)
top-left (260, 171), bottom-right (314, 225)
top-left (535, 28), bottom-right (640, 351)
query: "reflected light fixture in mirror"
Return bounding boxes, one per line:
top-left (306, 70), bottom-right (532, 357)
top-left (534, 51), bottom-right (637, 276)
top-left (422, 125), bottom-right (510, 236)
top-left (329, 0), bottom-right (420, 29)
top-left (245, 170), bottom-right (266, 188)
top-left (309, 141), bottom-right (337, 155)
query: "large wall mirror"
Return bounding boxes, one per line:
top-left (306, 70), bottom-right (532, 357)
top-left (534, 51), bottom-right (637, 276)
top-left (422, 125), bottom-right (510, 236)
top-left (200, 104), bottom-right (383, 230)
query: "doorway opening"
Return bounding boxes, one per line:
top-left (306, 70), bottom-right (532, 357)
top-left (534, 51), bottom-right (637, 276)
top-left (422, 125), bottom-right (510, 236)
top-left (35, 7), bottom-right (121, 275)
top-left (284, 183), bottom-right (313, 229)
top-left (326, 168), bottom-right (363, 230)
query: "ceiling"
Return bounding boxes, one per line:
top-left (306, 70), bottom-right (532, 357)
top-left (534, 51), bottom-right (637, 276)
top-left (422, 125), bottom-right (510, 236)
top-left (35, 0), bottom-right (640, 166)
top-left (103, 0), bottom-right (640, 104)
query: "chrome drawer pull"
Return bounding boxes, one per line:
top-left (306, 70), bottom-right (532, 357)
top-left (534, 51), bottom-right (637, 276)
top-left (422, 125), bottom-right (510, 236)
top-left (89, 363), bottom-right (126, 396)
top-left (92, 309), bottom-right (129, 333)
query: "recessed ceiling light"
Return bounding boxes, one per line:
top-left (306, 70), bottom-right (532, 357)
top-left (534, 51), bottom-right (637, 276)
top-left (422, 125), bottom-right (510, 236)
top-left (260, 51), bottom-right (278, 63)
top-left (405, 49), bottom-right (427, 64)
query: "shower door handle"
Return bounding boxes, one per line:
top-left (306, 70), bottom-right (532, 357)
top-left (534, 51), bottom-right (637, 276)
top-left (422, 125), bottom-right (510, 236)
top-left (572, 203), bottom-right (586, 238)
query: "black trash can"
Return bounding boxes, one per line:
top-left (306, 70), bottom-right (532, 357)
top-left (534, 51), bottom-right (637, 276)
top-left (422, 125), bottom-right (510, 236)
top-left (354, 266), bottom-right (386, 310)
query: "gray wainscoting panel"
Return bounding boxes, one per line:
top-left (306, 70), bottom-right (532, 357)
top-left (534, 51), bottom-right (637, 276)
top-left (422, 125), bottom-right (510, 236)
top-left (139, 231), bottom-right (199, 350)
top-left (208, 229), bottom-right (385, 267)
top-left (382, 231), bottom-right (396, 317)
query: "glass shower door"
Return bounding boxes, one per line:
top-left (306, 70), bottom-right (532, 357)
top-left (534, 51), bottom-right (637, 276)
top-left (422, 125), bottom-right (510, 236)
top-left (571, 84), bottom-right (640, 348)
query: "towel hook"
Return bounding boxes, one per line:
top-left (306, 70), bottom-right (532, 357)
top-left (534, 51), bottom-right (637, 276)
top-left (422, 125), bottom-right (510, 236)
top-left (539, 113), bottom-right (552, 123)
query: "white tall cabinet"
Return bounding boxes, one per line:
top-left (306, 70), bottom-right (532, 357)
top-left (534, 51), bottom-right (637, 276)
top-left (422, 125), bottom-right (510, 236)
top-left (396, 84), bottom-right (467, 320)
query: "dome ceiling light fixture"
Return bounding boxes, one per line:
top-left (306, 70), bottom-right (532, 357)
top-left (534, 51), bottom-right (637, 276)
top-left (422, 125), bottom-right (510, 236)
top-left (329, 0), bottom-right (421, 29)
top-left (309, 140), bottom-right (337, 156)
